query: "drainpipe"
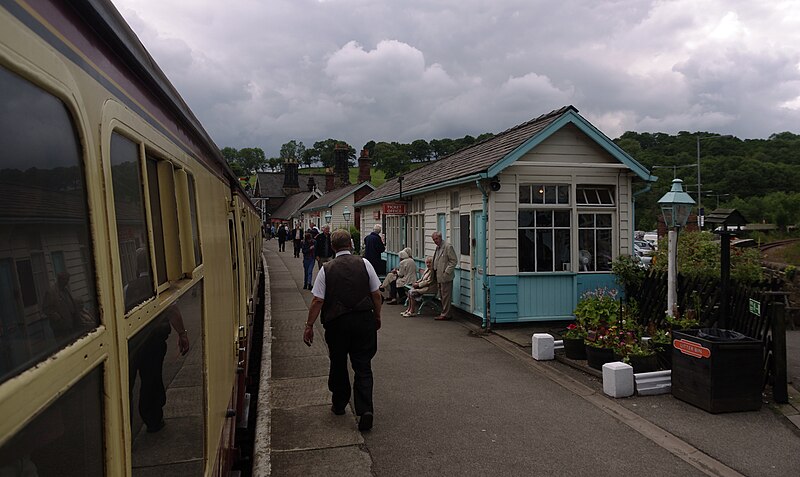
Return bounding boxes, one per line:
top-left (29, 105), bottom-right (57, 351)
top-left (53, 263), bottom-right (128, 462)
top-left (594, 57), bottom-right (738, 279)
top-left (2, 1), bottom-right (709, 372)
top-left (475, 179), bottom-right (490, 330)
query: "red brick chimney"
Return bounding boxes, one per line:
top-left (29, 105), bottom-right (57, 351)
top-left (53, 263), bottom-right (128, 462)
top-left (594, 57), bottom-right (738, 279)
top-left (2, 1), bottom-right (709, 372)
top-left (333, 143), bottom-right (350, 189)
top-left (358, 149), bottom-right (371, 183)
top-left (325, 168), bottom-right (335, 192)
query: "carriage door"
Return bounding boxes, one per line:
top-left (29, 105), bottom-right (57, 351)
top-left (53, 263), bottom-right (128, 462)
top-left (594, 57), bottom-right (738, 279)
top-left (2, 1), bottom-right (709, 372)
top-left (471, 211), bottom-right (485, 317)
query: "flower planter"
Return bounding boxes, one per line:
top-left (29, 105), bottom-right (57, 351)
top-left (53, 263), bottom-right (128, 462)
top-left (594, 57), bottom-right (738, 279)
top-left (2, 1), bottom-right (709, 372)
top-left (585, 345), bottom-right (616, 370)
top-left (628, 354), bottom-right (659, 374)
top-left (563, 337), bottom-right (587, 360)
top-left (652, 343), bottom-right (672, 370)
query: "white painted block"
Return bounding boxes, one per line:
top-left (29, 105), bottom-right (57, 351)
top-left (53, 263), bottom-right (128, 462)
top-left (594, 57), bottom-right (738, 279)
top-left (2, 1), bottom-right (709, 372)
top-left (532, 333), bottom-right (554, 361)
top-left (603, 361), bottom-right (634, 398)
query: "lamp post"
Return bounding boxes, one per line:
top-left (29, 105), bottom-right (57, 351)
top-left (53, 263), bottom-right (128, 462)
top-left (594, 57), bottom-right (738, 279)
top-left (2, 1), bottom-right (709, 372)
top-left (658, 179), bottom-right (695, 317)
top-left (343, 205), bottom-right (351, 230)
top-left (324, 210), bottom-right (332, 225)
top-left (696, 134), bottom-right (732, 228)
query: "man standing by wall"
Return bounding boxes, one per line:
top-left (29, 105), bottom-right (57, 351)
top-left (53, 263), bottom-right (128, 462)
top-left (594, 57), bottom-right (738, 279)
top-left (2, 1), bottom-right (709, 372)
top-left (291, 223), bottom-right (304, 258)
top-left (431, 231), bottom-right (457, 321)
top-left (363, 224), bottom-right (386, 275)
top-left (303, 229), bottom-right (382, 431)
top-left (315, 225), bottom-right (334, 270)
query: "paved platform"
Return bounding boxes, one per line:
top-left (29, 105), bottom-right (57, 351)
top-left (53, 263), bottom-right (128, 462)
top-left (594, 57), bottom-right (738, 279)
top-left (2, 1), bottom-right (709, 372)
top-left (260, 239), bottom-right (800, 476)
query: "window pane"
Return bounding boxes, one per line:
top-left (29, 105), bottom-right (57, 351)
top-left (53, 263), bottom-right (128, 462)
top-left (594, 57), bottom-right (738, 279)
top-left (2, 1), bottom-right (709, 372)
top-left (0, 65), bottom-right (98, 384)
top-left (519, 185), bottom-right (530, 204)
top-left (597, 229), bottom-right (613, 271)
top-left (0, 367), bottom-right (104, 476)
top-left (187, 174), bottom-right (202, 266)
top-left (544, 185), bottom-right (556, 204)
top-left (536, 210), bottom-right (552, 227)
top-left (518, 210), bottom-right (535, 228)
top-left (555, 229), bottom-right (571, 271)
top-left (554, 210), bottom-right (571, 228)
top-left (536, 230), bottom-right (553, 272)
top-left (578, 213), bottom-right (594, 228)
top-left (460, 214), bottom-right (470, 256)
top-left (579, 230), bottom-right (595, 271)
top-left (111, 133), bottom-right (155, 312)
top-left (129, 281), bottom-right (204, 475)
top-left (596, 213), bottom-right (612, 228)
top-left (532, 185), bottom-right (544, 204)
top-left (518, 230), bottom-right (535, 272)
top-left (146, 158), bottom-right (168, 285)
top-left (599, 189), bottom-right (613, 205)
top-left (557, 185), bottom-right (570, 204)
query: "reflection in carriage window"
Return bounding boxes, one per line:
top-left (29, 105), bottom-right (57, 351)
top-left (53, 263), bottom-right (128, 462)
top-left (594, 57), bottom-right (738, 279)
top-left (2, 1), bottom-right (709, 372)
top-left (0, 366), bottom-right (104, 476)
top-left (0, 65), bottom-right (99, 385)
top-left (128, 281), bottom-right (204, 475)
top-left (111, 133), bottom-right (155, 313)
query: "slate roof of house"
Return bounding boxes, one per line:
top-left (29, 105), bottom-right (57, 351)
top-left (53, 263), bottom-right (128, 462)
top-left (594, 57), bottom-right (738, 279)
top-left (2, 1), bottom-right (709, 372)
top-left (271, 191), bottom-right (319, 220)
top-left (255, 172), bottom-right (328, 198)
top-left (302, 182), bottom-right (375, 212)
top-left (356, 105), bottom-right (651, 206)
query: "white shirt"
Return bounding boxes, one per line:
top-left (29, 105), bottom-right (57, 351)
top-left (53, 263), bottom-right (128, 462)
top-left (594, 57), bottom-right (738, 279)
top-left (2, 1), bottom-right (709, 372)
top-left (311, 250), bottom-right (381, 299)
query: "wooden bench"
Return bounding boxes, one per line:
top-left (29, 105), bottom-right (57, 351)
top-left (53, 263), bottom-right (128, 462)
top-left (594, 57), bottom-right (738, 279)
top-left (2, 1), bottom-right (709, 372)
top-left (403, 284), bottom-right (440, 316)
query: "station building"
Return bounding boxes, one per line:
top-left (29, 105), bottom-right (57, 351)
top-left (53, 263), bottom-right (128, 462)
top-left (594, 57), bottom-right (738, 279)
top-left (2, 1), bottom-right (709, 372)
top-left (355, 106), bottom-right (654, 325)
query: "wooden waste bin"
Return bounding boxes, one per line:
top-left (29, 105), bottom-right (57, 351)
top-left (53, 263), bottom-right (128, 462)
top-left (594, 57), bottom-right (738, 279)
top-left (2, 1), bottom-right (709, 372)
top-left (671, 329), bottom-right (763, 413)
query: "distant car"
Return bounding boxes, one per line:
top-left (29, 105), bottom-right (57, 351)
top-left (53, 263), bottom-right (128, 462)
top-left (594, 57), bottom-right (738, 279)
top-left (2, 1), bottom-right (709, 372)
top-left (633, 240), bottom-right (655, 267)
top-left (642, 231), bottom-right (659, 250)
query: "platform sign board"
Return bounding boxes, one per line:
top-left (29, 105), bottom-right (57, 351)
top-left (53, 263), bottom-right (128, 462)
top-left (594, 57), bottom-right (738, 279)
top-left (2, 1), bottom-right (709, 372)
top-left (749, 298), bottom-right (761, 316)
top-left (382, 202), bottom-right (407, 215)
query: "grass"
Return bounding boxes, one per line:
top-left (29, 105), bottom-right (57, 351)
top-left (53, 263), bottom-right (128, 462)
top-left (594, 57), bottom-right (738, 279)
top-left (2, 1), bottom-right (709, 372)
top-left (778, 241), bottom-right (800, 266)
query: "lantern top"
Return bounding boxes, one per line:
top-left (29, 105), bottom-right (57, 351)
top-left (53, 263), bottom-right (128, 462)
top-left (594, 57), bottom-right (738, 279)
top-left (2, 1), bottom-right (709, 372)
top-left (658, 179), bottom-right (696, 207)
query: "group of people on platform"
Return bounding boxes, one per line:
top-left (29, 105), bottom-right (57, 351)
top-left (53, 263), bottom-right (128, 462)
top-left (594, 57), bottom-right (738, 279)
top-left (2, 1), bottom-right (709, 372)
top-left (299, 224), bottom-right (459, 433)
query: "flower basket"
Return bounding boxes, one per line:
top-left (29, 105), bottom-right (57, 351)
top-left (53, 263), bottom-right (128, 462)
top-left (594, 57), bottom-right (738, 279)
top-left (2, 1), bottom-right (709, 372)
top-left (585, 345), bottom-right (616, 370)
top-left (563, 337), bottom-right (587, 360)
top-left (628, 353), bottom-right (659, 373)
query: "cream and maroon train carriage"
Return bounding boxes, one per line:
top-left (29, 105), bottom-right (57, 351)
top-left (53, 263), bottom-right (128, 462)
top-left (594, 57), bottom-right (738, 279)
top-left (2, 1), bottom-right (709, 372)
top-left (0, 1), bottom-right (262, 475)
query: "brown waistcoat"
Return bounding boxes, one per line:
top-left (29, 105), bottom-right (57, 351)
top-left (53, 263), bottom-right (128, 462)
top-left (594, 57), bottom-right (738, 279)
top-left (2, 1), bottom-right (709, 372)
top-left (321, 254), bottom-right (374, 324)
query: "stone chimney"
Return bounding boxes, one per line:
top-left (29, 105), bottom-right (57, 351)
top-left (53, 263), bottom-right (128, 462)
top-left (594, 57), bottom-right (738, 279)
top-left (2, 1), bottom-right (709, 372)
top-left (358, 149), bottom-right (371, 183)
top-left (283, 157), bottom-right (300, 195)
top-left (307, 176), bottom-right (316, 192)
top-left (333, 143), bottom-right (350, 189)
top-left (325, 168), bottom-right (335, 192)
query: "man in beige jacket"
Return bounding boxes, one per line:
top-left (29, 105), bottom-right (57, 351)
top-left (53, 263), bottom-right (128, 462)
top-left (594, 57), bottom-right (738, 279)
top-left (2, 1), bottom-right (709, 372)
top-left (431, 231), bottom-right (458, 320)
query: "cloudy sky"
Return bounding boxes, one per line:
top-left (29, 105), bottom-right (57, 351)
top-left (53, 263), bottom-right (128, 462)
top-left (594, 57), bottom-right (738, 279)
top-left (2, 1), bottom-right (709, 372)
top-left (111, 0), bottom-right (800, 157)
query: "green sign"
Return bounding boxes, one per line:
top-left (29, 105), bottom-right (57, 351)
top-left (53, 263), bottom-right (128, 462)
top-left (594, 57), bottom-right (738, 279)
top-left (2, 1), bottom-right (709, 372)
top-left (749, 298), bottom-right (761, 316)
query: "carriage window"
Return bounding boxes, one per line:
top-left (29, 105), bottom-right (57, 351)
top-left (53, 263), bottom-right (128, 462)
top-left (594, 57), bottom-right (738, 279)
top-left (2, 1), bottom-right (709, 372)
top-left (0, 366), bottom-right (104, 476)
top-left (0, 65), bottom-right (99, 384)
top-left (111, 133), bottom-right (155, 312)
top-left (187, 174), bottom-right (202, 266)
top-left (128, 281), bottom-right (205, 475)
top-left (146, 158), bottom-right (168, 285)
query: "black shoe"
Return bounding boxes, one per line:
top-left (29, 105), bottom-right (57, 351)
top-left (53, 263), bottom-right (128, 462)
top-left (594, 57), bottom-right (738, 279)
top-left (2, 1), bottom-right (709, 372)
top-left (147, 419), bottom-right (166, 433)
top-left (331, 405), bottom-right (346, 416)
top-left (358, 412), bottom-right (373, 431)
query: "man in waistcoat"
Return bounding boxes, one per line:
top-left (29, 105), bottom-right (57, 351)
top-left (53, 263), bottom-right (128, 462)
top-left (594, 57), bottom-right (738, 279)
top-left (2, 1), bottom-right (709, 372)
top-left (303, 229), bottom-right (382, 431)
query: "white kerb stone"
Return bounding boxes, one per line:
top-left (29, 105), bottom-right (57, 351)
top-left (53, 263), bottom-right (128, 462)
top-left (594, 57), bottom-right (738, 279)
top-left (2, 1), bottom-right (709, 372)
top-left (603, 361), bottom-right (634, 398)
top-left (532, 333), bottom-right (554, 361)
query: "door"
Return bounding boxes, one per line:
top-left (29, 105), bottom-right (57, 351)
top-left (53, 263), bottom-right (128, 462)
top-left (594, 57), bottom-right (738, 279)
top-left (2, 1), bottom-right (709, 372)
top-left (471, 211), bottom-right (485, 317)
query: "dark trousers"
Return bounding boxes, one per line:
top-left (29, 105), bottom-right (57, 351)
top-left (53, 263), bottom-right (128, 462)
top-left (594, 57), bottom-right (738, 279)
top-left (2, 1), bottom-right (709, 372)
top-left (278, 238), bottom-right (286, 251)
top-left (303, 255), bottom-right (315, 286)
top-left (293, 239), bottom-right (302, 257)
top-left (323, 311), bottom-right (378, 416)
top-left (130, 337), bottom-right (167, 429)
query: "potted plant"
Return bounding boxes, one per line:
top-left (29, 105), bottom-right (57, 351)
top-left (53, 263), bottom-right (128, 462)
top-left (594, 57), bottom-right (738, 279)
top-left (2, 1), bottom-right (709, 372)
top-left (584, 326), bottom-right (618, 370)
top-left (575, 288), bottom-right (622, 369)
top-left (562, 323), bottom-right (587, 360)
top-left (618, 341), bottom-right (659, 373)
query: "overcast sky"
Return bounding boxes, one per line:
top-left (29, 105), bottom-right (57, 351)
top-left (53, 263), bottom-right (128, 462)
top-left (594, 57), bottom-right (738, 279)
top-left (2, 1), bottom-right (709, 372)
top-left (111, 0), bottom-right (800, 157)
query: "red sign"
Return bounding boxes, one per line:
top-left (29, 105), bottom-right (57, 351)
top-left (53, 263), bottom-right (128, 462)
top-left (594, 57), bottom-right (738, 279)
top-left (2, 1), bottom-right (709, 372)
top-left (382, 202), bottom-right (407, 215)
top-left (673, 339), bottom-right (711, 359)
top-left (373, 210), bottom-right (381, 220)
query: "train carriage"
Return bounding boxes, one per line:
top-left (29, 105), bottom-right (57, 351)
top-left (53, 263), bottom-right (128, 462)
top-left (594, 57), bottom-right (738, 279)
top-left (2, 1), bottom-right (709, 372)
top-left (0, 1), bottom-right (261, 475)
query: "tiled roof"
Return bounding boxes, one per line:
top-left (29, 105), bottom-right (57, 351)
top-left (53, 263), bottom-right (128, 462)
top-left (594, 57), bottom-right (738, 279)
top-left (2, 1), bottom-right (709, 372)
top-left (255, 172), bottom-right (328, 198)
top-left (271, 191), bottom-right (319, 220)
top-left (357, 105), bottom-right (575, 204)
top-left (302, 182), bottom-right (375, 212)
top-left (0, 182), bottom-right (94, 222)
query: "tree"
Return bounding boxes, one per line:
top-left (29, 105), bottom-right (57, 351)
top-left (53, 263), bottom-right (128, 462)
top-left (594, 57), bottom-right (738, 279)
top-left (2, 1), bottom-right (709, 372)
top-left (408, 139), bottom-right (431, 162)
top-left (220, 146), bottom-right (267, 176)
top-left (279, 140), bottom-right (306, 165)
top-left (373, 142), bottom-right (410, 179)
top-left (267, 157), bottom-right (282, 172)
top-left (309, 139), bottom-right (356, 168)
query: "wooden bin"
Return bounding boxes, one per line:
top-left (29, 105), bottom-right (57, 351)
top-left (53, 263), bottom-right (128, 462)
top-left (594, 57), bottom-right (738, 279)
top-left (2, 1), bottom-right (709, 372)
top-left (671, 329), bottom-right (763, 413)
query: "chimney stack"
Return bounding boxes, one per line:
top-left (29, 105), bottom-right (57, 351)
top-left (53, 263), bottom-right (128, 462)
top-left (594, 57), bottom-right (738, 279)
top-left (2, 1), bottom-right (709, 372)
top-left (283, 156), bottom-right (300, 195)
top-left (333, 143), bottom-right (350, 189)
top-left (358, 149), bottom-right (371, 183)
top-left (325, 168), bottom-right (335, 192)
top-left (307, 176), bottom-right (316, 192)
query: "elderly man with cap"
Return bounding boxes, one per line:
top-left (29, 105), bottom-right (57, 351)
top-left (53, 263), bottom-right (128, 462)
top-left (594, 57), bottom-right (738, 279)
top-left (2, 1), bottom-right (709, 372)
top-left (303, 229), bottom-right (382, 431)
top-left (362, 223), bottom-right (386, 276)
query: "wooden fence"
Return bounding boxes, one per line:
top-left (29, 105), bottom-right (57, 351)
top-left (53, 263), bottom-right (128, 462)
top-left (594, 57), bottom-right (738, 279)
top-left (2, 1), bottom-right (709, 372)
top-left (633, 271), bottom-right (788, 403)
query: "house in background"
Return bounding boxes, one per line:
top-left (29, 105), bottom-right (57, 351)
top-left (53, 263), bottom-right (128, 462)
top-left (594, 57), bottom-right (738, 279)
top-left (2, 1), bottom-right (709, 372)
top-left (355, 106), bottom-right (655, 326)
top-left (254, 158), bottom-right (329, 224)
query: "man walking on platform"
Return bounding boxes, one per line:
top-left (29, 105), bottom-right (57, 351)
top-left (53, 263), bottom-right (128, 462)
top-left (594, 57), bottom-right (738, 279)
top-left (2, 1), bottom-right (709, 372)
top-left (431, 231), bottom-right (457, 321)
top-left (303, 229), bottom-right (382, 431)
top-left (291, 223), bottom-right (303, 257)
top-left (363, 224), bottom-right (386, 275)
top-left (315, 225), bottom-right (334, 269)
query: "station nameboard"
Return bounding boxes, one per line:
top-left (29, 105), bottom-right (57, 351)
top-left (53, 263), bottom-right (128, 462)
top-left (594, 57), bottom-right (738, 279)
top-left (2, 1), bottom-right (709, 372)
top-left (382, 202), bottom-right (407, 215)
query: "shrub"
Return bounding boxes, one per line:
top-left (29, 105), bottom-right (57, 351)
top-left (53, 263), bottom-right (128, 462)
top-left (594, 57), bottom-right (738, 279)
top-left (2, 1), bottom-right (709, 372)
top-left (650, 231), bottom-right (762, 283)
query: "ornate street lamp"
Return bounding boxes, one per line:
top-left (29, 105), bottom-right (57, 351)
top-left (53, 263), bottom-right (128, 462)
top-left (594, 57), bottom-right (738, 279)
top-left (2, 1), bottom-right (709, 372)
top-left (658, 178), bottom-right (695, 317)
top-left (342, 205), bottom-right (351, 229)
top-left (324, 210), bottom-right (332, 224)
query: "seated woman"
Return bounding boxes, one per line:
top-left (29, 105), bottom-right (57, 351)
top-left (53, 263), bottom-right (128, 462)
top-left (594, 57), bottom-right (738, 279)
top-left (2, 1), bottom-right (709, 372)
top-left (382, 248), bottom-right (416, 304)
top-left (402, 256), bottom-right (437, 317)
